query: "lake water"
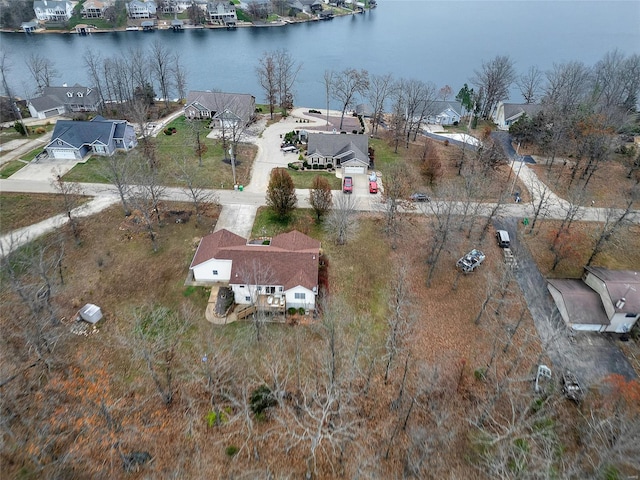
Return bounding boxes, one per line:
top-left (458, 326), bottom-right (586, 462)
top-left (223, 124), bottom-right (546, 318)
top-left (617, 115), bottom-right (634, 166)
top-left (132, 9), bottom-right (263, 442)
top-left (1, 1), bottom-right (639, 108)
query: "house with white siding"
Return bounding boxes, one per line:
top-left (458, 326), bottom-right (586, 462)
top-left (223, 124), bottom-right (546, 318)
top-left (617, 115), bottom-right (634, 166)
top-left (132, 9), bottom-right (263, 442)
top-left (189, 229), bottom-right (321, 312)
top-left (126, 0), bottom-right (156, 18)
top-left (305, 132), bottom-right (370, 175)
top-left (33, 0), bottom-right (73, 21)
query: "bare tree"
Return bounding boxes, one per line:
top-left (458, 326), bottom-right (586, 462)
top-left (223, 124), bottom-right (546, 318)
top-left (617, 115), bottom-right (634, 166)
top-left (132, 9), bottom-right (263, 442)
top-left (26, 53), bottom-right (59, 94)
top-left (423, 194), bottom-right (459, 287)
top-left (586, 204), bottom-right (633, 266)
top-left (0, 51), bottom-right (28, 136)
top-left (129, 159), bottom-right (166, 252)
top-left (383, 263), bottom-right (414, 384)
top-left (173, 55), bottom-right (187, 103)
top-left (402, 78), bottom-right (436, 146)
top-left (323, 69), bottom-right (333, 130)
top-left (542, 61), bottom-right (592, 115)
top-left (256, 51), bottom-right (278, 119)
top-left (175, 156), bottom-right (218, 227)
top-left (275, 48), bottom-right (301, 115)
top-left (132, 305), bottom-right (193, 406)
top-left (368, 73), bottom-right (395, 136)
top-left (235, 259), bottom-right (277, 343)
top-left (99, 153), bottom-right (134, 216)
top-left (380, 163), bottom-right (411, 248)
top-left (150, 40), bottom-right (173, 109)
top-left (332, 68), bottom-right (369, 130)
top-left (516, 65), bottom-right (543, 104)
top-left (326, 193), bottom-right (358, 245)
top-left (528, 181), bottom-right (553, 233)
top-left (51, 172), bottom-right (84, 244)
top-left (471, 55), bottom-right (516, 119)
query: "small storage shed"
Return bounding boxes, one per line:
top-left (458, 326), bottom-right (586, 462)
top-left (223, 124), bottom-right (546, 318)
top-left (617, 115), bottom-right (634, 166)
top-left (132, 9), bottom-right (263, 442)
top-left (79, 303), bottom-right (103, 324)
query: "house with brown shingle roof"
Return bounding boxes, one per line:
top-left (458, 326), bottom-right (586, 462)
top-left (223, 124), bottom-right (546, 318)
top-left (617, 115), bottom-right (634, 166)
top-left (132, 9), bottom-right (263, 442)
top-left (548, 267), bottom-right (640, 333)
top-left (189, 229), bottom-right (321, 311)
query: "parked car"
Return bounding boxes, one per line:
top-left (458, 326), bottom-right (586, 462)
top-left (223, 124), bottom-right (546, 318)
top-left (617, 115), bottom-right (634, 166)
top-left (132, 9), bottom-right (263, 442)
top-left (561, 371), bottom-right (584, 403)
top-left (281, 145), bottom-right (298, 154)
top-left (456, 249), bottom-right (485, 273)
top-left (496, 229), bottom-right (511, 248)
top-left (410, 192), bottom-right (430, 202)
top-left (343, 176), bottom-right (353, 193)
top-left (369, 181), bottom-right (378, 194)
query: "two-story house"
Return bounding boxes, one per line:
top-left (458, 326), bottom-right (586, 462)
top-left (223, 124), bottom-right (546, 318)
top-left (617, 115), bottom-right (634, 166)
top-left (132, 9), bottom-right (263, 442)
top-left (126, 0), bottom-right (157, 18)
top-left (33, 0), bottom-right (73, 22)
top-left (207, 1), bottom-right (237, 25)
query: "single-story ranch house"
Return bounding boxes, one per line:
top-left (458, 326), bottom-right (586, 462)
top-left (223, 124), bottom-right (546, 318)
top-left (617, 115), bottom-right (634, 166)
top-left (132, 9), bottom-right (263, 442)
top-left (426, 101), bottom-right (463, 126)
top-left (492, 101), bottom-right (542, 131)
top-left (305, 132), bottom-right (370, 175)
top-left (547, 267), bottom-right (640, 333)
top-left (184, 91), bottom-right (256, 128)
top-left (189, 229), bottom-right (321, 312)
top-left (45, 116), bottom-right (137, 160)
top-left (28, 85), bottom-right (102, 120)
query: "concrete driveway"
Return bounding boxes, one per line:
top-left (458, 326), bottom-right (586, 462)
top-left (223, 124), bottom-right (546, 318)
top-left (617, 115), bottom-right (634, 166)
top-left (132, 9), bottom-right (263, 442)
top-left (213, 203), bottom-right (258, 238)
top-left (493, 216), bottom-right (636, 388)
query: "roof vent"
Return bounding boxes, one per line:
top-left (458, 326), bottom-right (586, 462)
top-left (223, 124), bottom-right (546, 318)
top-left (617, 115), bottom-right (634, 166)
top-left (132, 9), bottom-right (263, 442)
top-left (615, 298), bottom-right (626, 309)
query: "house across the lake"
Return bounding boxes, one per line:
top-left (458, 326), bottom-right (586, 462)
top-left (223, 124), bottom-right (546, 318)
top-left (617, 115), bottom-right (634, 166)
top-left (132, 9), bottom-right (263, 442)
top-left (189, 229), bottom-right (321, 312)
top-left (44, 116), bottom-right (137, 160)
top-left (493, 102), bottom-right (542, 131)
top-left (548, 267), bottom-right (640, 333)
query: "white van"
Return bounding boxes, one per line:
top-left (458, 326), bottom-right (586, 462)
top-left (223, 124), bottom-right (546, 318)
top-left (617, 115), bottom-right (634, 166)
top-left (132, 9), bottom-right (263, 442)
top-left (496, 230), bottom-right (511, 248)
top-left (281, 145), bottom-right (298, 153)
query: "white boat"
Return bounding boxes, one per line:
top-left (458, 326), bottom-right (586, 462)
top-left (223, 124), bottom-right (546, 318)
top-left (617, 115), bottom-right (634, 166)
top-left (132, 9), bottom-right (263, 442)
top-left (125, 26), bottom-right (139, 31)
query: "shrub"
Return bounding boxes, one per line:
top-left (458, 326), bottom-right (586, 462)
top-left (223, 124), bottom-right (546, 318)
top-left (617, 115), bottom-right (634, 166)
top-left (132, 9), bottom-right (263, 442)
top-left (298, 307), bottom-right (305, 315)
top-left (326, 164), bottom-right (333, 170)
top-left (225, 445), bottom-right (239, 457)
top-left (352, 129), bottom-right (358, 134)
top-left (453, 121), bottom-right (459, 126)
top-left (287, 307), bottom-right (297, 315)
top-left (303, 161), bottom-right (309, 168)
top-left (250, 385), bottom-right (276, 415)
top-left (312, 164), bottom-right (319, 170)
top-left (444, 139), bottom-right (449, 146)
top-left (163, 128), bottom-right (172, 135)
top-left (319, 164), bottom-right (325, 169)
top-left (35, 127), bottom-right (46, 134)
top-left (474, 368), bottom-right (486, 381)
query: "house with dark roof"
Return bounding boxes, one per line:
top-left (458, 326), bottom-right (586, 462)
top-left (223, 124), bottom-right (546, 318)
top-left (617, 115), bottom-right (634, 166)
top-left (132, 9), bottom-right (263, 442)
top-left (189, 229), bottom-right (321, 311)
top-left (184, 91), bottom-right (255, 128)
top-left (426, 101), bottom-right (463, 126)
top-left (493, 101), bottom-right (543, 130)
top-left (28, 85), bottom-right (102, 120)
top-left (306, 132), bottom-right (370, 175)
top-left (44, 116), bottom-right (137, 160)
top-left (548, 267), bottom-right (640, 333)
top-left (33, 0), bottom-right (73, 21)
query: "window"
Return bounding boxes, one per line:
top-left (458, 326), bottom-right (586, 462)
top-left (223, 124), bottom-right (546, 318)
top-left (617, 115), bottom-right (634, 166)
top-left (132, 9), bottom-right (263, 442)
top-left (279, 287), bottom-right (283, 292)
top-left (212, 270), bottom-right (218, 275)
top-left (294, 292), bottom-right (306, 300)
top-left (245, 296), bottom-right (250, 302)
top-left (257, 286), bottom-right (262, 291)
top-left (239, 285), bottom-right (245, 288)
top-left (626, 313), bottom-right (638, 318)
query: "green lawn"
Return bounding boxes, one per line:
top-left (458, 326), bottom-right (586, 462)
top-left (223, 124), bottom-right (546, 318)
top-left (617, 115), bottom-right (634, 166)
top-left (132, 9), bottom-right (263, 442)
top-left (369, 137), bottom-right (404, 173)
top-left (0, 161), bottom-right (27, 179)
top-left (251, 207), bottom-right (323, 239)
top-left (288, 170), bottom-right (341, 189)
top-left (64, 116), bottom-right (256, 188)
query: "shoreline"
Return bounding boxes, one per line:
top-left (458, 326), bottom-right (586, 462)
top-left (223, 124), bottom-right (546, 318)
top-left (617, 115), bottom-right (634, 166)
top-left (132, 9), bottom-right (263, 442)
top-left (0, 8), bottom-right (370, 35)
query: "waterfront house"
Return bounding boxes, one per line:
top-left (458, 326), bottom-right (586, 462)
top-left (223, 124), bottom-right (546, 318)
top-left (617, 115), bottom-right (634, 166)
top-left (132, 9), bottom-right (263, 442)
top-left (21, 21), bottom-right (39, 33)
top-left (493, 101), bottom-right (542, 131)
top-left (426, 101), bottom-right (463, 126)
top-left (184, 91), bottom-right (255, 128)
top-left (33, 0), bottom-right (73, 22)
top-left (207, 1), bottom-right (237, 25)
top-left (28, 85), bottom-right (102, 119)
top-left (82, 0), bottom-right (106, 18)
top-left (189, 229), bottom-right (321, 312)
top-left (45, 116), bottom-right (137, 160)
top-left (548, 267), bottom-right (640, 333)
top-left (306, 132), bottom-right (370, 174)
top-left (126, 0), bottom-right (157, 19)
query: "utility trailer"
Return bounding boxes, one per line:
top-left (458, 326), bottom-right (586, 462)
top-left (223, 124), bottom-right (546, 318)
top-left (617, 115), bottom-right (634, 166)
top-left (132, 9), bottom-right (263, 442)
top-left (456, 249), bottom-right (486, 273)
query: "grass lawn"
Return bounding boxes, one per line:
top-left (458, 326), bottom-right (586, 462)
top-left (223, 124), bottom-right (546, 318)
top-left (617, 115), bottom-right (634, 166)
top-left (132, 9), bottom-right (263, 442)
top-left (251, 206), bottom-right (322, 239)
top-left (0, 193), bottom-right (90, 233)
top-left (0, 161), bottom-right (27, 179)
top-left (63, 116), bottom-right (256, 188)
top-left (288, 170), bottom-right (341, 189)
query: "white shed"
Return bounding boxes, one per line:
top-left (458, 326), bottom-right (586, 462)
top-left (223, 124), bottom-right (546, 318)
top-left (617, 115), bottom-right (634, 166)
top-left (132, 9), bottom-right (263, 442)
top-left (79, 303), bottom-right (103, 324)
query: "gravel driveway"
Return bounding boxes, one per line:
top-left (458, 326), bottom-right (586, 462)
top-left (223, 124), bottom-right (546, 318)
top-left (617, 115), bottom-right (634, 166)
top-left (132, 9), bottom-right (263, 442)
top-left (494, 216), bottom-right (636, 388)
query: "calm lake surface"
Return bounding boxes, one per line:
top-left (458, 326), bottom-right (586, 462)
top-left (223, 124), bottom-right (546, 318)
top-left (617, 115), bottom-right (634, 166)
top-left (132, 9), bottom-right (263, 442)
top-left (1, 1), bottom-right (639, 108)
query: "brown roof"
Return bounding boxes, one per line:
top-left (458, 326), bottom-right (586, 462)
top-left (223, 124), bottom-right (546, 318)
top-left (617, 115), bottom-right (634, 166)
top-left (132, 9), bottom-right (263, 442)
top-left (548, 279), bottom-right (609, 325)
top-left (190, 229), bottom-right (246, 268)
top-left (585, 267), bottom-right (640, 313)
top-left (191, 229), bottom-right (320, 290)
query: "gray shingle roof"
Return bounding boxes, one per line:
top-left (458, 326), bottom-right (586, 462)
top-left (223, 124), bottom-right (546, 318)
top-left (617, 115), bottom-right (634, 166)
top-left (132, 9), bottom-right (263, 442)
top-left (503, 103), bottom-right (542, 121)
top-left (548, 279), bottom-right (609, 325)
top-left (48, 117), bottom-right (127, 149)
top-left (29, 85), bottom-right (101, 113)
top-left (306, 132), bottom-right (368, 162)
top-left (185, 91), bottom-right (255, 123)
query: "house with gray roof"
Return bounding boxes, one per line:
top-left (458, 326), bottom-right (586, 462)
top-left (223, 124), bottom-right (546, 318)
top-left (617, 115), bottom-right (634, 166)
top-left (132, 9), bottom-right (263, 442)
top-left (189, 229), bottom-right (321, 312)
top-left (207, 1), bottom-right (237, 25)
top-left (548, 267), bottom-right (640, 333)
top-left (426, 101), bottom-right (463, 126)
top-left (493, 101), bottom-right (543, 130)
top-left (33, 0), bottom-right (73, 21)
top-left (28, 85), bottom-right (102, 119)
top-left (184, 91), bottom-right (256, 128)
top-left (45, 116), bottom-right (137, 160)
top-left (306, 132), bottom-right (370, 175)
top-left (82, 0), bottom-right (107, 18)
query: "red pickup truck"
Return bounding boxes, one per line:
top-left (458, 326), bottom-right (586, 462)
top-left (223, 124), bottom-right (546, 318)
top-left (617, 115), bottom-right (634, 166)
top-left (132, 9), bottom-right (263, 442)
top-left (342, 176), bottom-right (353, 193)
